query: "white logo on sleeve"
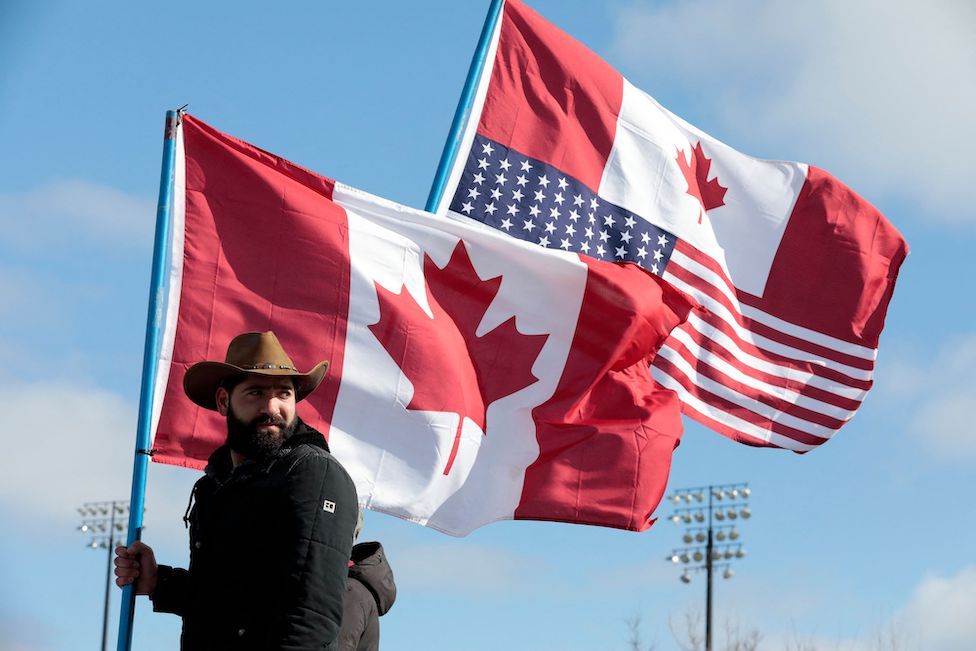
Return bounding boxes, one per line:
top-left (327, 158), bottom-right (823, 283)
top-left (323, 500), bottom-right (336, 513)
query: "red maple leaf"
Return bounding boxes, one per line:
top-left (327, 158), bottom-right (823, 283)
top-left (368, 241), bottom-right (549, 476)
top-left (676, 141), bottom-right (728, 224)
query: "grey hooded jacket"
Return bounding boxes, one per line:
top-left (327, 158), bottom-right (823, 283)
top-left (337, 542), bottom-right (397, 651)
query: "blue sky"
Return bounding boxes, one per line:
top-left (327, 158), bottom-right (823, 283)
top-left (1, 1), bottom-right (973, 650)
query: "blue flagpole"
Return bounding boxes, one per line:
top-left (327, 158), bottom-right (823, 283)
top-left (116, 109), bottom-right (179, 651)
top-left (425, 0), bottom-right (504, 213)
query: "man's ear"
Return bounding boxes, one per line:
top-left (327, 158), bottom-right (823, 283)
top-left (215, 387), bottom-right (230, 416)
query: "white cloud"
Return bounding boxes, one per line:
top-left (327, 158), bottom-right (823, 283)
top-left (874, 334), bottom-right (976, 459)
top-left (910, 391), bottom-right (976, 457)
top-left (392, 541), bottom-right (547, 595)
top-left (609, 0), bottom-right (976, 226)
top-left (0, 179), bottom-right (154, 250)
top-left (0, 266), bottom-right (71, 322)
top-left (0, 268), bottom-right (30, 310)
top-left (896, 565), bottom-right (976, 651)
top-left (0, 615), bottom-right (52, 651)
top-left (0, 379), bottom-right (199, 551)
top-left (0, 381), bottom-right (137, 516)
top-left (591, 557), bottom-right (675, 593)
top-left (726, 566), bottom-right (975, 650)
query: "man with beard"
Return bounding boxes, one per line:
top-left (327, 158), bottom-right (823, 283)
top-left (114, 331), bottom-right (359, 650)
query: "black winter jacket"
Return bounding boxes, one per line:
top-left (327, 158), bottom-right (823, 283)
top-left (337, 542), bottom-right (397, 651)
top-left (151, 420), bottom-right (359, 650)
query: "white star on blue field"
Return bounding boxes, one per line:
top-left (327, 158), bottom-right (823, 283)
top-left (450, 134), bottom-right (676, 274)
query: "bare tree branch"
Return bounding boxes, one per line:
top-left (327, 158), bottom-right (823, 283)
top-left (668, 608), bottom-right (704, 651)
top-left (624, 614), bottom-right (655, 651)
top-left (781, 620), bottom-right (818, 651)
top-left (723, 618), bottom-right (761, 651)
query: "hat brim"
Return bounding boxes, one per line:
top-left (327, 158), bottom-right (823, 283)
top-left (183, 360), bottom-right (329, 410)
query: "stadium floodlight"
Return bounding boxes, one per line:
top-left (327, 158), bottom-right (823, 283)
top-left (664, 483), bottom-right (752, 651)
top-left (77, 501), bottom-right (131, 651)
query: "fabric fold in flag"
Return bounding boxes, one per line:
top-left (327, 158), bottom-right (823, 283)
top-left (436, 0), bottom-right (908, 453)
top-left (150, 114), bottom-right (692, 536)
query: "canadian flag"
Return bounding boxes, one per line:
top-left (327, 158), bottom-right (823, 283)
top-left (438, 0), bottom-right (908, 452)
top-left (149, 114), bottom-right (691, 535)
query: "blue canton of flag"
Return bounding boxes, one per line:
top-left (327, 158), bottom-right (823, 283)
top-left (448, 134), bottom-right (677, 276)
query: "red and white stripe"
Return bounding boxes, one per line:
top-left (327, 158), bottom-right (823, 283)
top-left (651, 239), bottom-right (874, 452)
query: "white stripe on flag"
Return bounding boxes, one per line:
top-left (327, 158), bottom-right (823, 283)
top-left (662, 269), bottom-right (874, 382)
top-left (669, 249), bottom-right (878, 361)
top-left (655, 345), bottom-right (842, 439)
top-left (675, 313), bottom-right (868, 402)
top-left (666, 328), bottom-right (856, 421)
top-left (651, 367), bottom-right (820, 452)
top-left (150, 120), bottom-right (187, 445)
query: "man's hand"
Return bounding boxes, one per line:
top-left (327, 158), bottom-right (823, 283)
top-left (114, 541), bottom-right (159, 596)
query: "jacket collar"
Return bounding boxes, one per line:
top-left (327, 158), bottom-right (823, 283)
top-left (204, 418), bottom-right (329, 481)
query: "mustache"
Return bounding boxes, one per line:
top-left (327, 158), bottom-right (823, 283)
top-left (250, 415), bottom-right (287, 427)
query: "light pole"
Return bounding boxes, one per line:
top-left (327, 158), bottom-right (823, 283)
top-left (77, 500), bottom-right (130, 651)
top-left (665, 483), bottom-right (751, 651)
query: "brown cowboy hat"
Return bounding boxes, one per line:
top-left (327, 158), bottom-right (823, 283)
top-left (183, 331), bottom-right (329, 410)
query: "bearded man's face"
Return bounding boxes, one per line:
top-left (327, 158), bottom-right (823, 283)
top-left (217, 376), bottom-right (298, 459)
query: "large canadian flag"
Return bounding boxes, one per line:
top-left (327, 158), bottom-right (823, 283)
top-left (149, 114), bottom-right (691, 535)
top-left (437, 0), bottom-right (909, 452)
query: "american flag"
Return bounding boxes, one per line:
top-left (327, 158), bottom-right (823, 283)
top-left (448, 134), bottom-right (877, 453)
top-left (449, 135), bottom-right (677, 272)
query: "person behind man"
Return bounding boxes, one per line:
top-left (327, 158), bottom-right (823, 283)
top-left (338, 513), bottom-right (397, 651)
top-left (114, 331), bottom-right (359, 650)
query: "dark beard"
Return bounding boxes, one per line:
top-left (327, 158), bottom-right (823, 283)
top-left (226, 407), bottom-right (297, 460)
